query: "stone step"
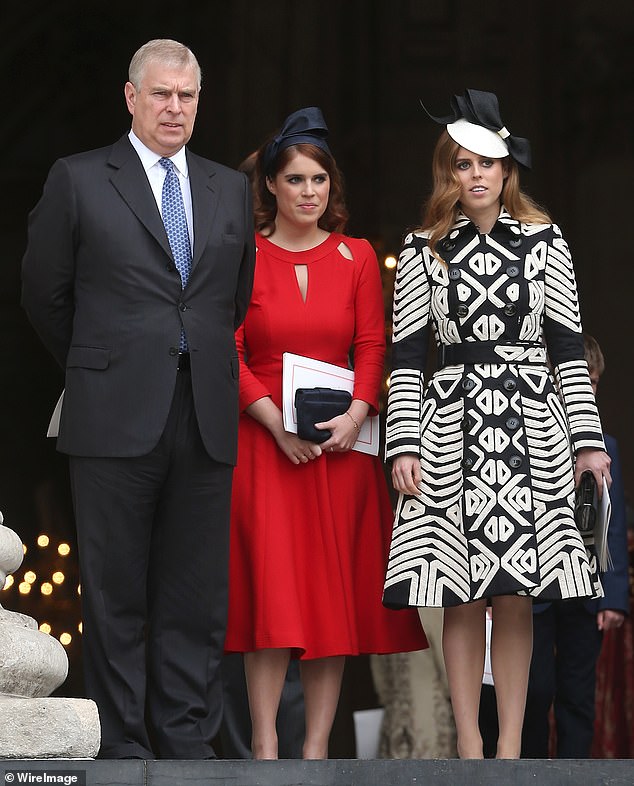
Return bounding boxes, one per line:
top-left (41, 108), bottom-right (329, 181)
top-left (1, 757), bottom-right (632, 785)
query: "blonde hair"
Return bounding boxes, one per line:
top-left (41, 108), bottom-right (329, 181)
top-left (421, 131), bottom-right (551, 264)
top-left (128, 39), bottom-right (201, 90)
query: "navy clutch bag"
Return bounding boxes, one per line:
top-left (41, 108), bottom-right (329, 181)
top-left (294, 387), bottom-right (352, 444)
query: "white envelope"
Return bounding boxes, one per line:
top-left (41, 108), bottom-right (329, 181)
top-left (282, 352), bottom-right (380, 456)
top-left (595, 477), bottom-right (612, 572)
top-left (47, 390), bottom-right (64, 438)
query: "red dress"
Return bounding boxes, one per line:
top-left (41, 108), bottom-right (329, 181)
top-left (224, 232), bottom-right (427, 659)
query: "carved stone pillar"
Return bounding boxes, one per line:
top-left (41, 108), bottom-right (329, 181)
top-left (0, 512), bottom-right (100, 758)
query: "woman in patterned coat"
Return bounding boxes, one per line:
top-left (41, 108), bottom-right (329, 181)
top-left (382, 89), bottom-right (612, 759)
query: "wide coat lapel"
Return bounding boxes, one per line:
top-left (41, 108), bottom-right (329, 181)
top-left (187, 151), bottom-right (219, 272)
top-left (107, 135), bottom-right (173, 260)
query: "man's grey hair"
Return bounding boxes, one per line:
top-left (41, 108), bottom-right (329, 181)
top-left (128, 39), bottom-right (202, 90)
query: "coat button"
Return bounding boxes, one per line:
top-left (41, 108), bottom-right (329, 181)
top-left (506, 265), bottom-right (519, 277)
top-left (461, 456), bottom-right (474, 469)
top-left (442, 240), bottom-right (456, 251)
top-left (503, 303), bottom-right (517, 316)
top-left (461, 416), bottom-right (474, 431)
top-left (503, 378), bottom-right (517, 391)
top-left (449, 268), bottom-right (461, 280)
top-left (506, 417), bottom-right (520, 430)
top-left (169, 347), bottom-right (179, 356)
top-left (457, 304), bottom-right (469, 318)
top-left (509, 237), bottom-right (522, 248)
top-left (179, 303), bottom-right (188, 312)
top-left (462, 378), bottom-right (476, 391)
top-left (509, 455), bottom-right (523, 468)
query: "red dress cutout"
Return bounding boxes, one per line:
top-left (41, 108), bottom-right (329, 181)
top-left (225, 232), bottom-right (427, 659)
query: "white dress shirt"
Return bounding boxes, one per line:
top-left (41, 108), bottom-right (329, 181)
top-left (128, 130), bottom-right (194, 253)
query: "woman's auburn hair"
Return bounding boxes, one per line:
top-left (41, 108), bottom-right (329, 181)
top-left (252, 142), bottom-right (349, 236)
top-left (421, 131), bottom-right (552, 264)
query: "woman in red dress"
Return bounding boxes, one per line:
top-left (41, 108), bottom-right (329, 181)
top-left (224, 107), bottom-right (427, 759)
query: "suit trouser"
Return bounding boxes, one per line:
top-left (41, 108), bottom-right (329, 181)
top-left (522, 601), bottom-right (602, 758)
top-left (69, 369), bottom-right (233, 759)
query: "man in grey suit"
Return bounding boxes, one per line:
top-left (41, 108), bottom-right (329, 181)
top-left (21, 39), bottom-right (255, 759)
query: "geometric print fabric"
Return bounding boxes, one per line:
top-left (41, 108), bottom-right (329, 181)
top-left (383, 213), bottom-right (604, 609)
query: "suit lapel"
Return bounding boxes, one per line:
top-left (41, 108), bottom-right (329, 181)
top-left (107, 135), bottom-right (173, 260)
top-left (187, 151), bottom-right (219, 272)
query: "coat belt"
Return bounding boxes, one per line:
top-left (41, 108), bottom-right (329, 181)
top-left (438, 341), bottom-right (547, 368)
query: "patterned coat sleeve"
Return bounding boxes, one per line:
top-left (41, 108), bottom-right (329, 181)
top-left (385, 233), bottom-right (431, 460)
top-left (544, 225), bottom-right (605, 452)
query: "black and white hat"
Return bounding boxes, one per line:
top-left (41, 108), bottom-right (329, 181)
top-left (424, 89), bottom-right (532, 169)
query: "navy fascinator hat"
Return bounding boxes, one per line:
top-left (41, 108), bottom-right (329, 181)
top-left (261, 106), bottom-right (331, 175)
top-left (423, 89), bottom-right (532, 170)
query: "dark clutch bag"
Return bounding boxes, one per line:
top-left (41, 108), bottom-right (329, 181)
top-left (574, 471), bottom-right (598, 534)
top-left (294, 387), bottom-right (352, 444)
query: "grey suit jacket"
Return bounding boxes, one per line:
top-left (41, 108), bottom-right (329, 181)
top-left (22, 134), bottom-right (255, 464)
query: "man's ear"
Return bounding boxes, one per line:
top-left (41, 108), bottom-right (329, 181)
top-left (124, 82), bottom-right (137, 115)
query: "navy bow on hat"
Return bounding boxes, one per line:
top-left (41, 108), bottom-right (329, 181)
top-left (262, 106), bottom-right (331, 175)
top-left (424, 89), bottom-right (532, 169)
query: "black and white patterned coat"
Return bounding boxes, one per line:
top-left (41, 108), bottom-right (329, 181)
top-left (383, 208), bottom-right (604, 608)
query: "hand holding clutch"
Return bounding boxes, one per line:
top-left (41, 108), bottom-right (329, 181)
top-left (294, 387), bottom-right (352, 444)
top-left (574, 471), bottom-right (598, 533)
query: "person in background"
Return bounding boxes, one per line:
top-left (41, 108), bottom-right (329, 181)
top-left (21, 39), bottom-right (255, 759)
top-left (371, 607), bottom-right (457, 759)
top-left (521, 332), bottom-right (629, 758)
top-left (382, 89), bottom-right (611, 759)
top-left (224, 106), bottom-right (427, 759)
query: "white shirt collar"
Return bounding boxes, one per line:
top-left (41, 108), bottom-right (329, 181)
top-left (128, 130), bottom-right (189, 178)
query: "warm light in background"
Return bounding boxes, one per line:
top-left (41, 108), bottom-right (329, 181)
top-left (384, 255), bottom-right (397, 270)
top-left (78, 622), bottom-right (83, 634)
top-left (4, 531), bottom-right (82, 655)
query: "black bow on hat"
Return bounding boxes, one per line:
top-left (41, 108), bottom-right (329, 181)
top-left (262, 106), bottom-right (331, 175)
top-left (424, 89), bottom-right (532, 169)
